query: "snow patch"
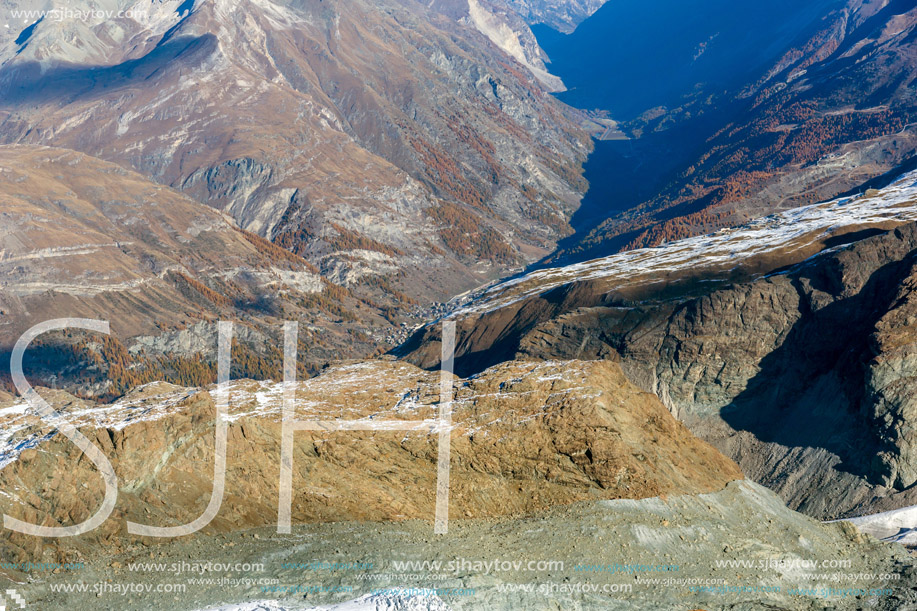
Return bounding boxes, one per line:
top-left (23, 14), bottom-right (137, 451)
top-left (840, 504), bottom-right (917, 545)
top-left (450, 170), bottom-right (917, 318)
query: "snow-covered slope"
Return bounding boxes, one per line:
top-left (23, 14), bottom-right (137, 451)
top-left (843, 505), bottom-right (917, 545)
top-left (202, 603), bottom-right (290, 611)
top-left (446, 169), bottom-right (917, 317)
top-left (306, 594), bottom-right (453, 611)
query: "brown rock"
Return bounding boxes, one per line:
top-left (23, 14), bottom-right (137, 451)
top-left (0, 358), bottom-right (740, 564)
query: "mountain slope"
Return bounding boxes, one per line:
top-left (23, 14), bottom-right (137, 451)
top-left (0, 144), bottom-right (397, 397)
top-left (0, 0), bottom-right (589, 302)
top-left (539, 0), bottom-right (848, 120)
top-left (504, 0), bottom-right (608, 32)
top-left (399, 170), bottom-right (917, 519)
top-left (539, 0), bottom-right (917, 264)
top-left (0, 358), bottom-right (740, 564)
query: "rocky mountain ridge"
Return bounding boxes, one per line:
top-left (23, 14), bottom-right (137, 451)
top-left (5, 353), bottom-right (915, 610)
top-left (0, 357), bottom-right (740, 567)
top-left (503, 0), bottom-right (608, 32)
top-left (399, 170), bottom-right (917, 520)
top-left (1, 3), bottom-right (916, 610)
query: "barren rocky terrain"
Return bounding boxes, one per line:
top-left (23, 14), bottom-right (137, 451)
top-left (0, 356), bottom-right (914, 610)
top-left (401, 171), bottom-right (917, 520)
top-left (0, 144), bottom-right (407, 396)
top-left (0, 357), bottom-right (739, 566)
top-left (9, 481), bottom-right (917, 610)
top-left (2, 2), bottom-right (917, 610)
top-left (0, 0), bottom-right (590, 304)
top-left (503, 0), bottom-right (608, 32)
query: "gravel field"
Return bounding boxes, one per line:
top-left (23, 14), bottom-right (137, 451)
top-left (11, 481), bottom-right (917, 611)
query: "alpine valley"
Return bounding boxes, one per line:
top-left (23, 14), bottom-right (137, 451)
top-left (2, 1), bottom-right (917, 610)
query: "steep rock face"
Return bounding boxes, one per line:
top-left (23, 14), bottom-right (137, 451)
top-left (431, 0), bottom-right (565, 91)
top-left (0, 0), bottom-right (590, 301)
top-left (399, 173), bottom-right (917, 518)
top-left (401, 170), bottom-right (917, 375)
top-left (526, 226), bottom-right (917, 517)
top-left (868, 267), bottom-right (917, 490)
top-left (0, 358), bottom-right (740, 564)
